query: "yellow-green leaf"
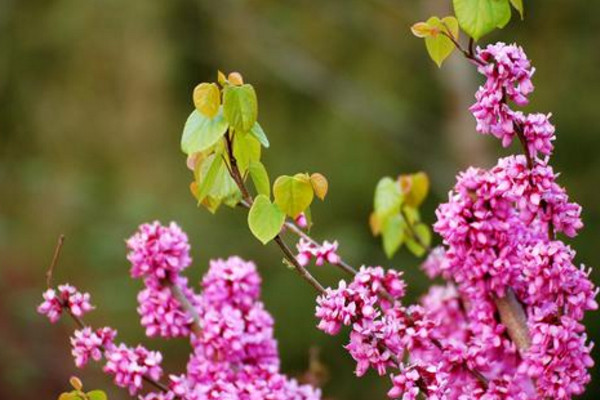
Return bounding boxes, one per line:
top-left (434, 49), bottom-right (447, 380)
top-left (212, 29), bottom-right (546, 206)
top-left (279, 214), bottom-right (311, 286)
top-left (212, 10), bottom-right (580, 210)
top-left (510, 0), bottom-right (524, 19)
top-left (374, 177), bottom-right (403, 218)
top-left (411, 22), bottom-right (434, 38)
top-left (249, 161), bottom-right (270, 198)
top-left (233, 132), bottom-right (261, 174)
top-left (453, 0), bottom-right (511, 41)
top-left (250, 122), bottom-right (270, 148)
top-left (310, 173), bottom-right (328, 200)
top-left (424, 16), bottom-right (459, 67)
top-left (400, 172), bottom-right (430, 208)
top-left (382, 215), bottom-right (407, 258)
top-left (248, 194), bottom-right (285, 244)
top-left (196, 153), bottom-right (223, 203)
top-left (193, 83), bottom-right (220, 118)
top-left (273, 174), bottom-right (314, 218)
top-left (181, 109), bottom-right (228, 155)
top-left (86, 390), bottom-right (108, 400)
top-left (223, 84), bottom-right (258, 133)
top-left (406, 223), bottom-right (431, 257)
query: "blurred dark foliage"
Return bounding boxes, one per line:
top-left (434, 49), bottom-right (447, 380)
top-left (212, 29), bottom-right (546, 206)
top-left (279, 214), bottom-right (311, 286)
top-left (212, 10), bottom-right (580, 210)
top-left (0, 0), bottom-right (598, 398)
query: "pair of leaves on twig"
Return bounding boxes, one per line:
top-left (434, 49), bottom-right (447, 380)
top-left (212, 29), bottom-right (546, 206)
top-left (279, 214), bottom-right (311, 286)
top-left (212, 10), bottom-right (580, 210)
top-left (248, 173), bottom-right (328, 244)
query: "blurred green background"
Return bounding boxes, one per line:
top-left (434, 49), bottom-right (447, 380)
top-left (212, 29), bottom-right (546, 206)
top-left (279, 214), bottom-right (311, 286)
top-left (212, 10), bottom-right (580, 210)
top-left (1, 0), bottom-right (598, 398)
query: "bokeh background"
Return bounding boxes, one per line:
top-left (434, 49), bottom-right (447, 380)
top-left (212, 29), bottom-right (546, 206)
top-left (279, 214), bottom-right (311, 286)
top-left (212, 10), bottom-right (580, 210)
top-left (1, 0), bottom-right (599, 398)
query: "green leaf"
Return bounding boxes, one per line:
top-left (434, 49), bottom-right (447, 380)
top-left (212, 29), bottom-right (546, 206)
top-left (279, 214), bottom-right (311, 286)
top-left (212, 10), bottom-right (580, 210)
top-left (58, 392), bottom-right (78, 400)
top-left (223, 84), bottom-right (258, 133)
top-left (181, 110), bottom-right (228, 155)
top-left (194, 153), bottom-right (240, 213)
top-left (510, 0), bottom-right (524, 19)
top-left (453, 0), bottom-right (511, 41)
top-left (250, 122), bottom-right (270, 148)
top-left (233, 133), bottom-right (261, 174)
top-left (401, 172), bottom-right (430, 208)
top-left (273, 174), bottom-right (315, 218)
top-left (374, 177), bottom-right (403, 218)
top-left (424, 16), bottom-right (459, 67)
top-left (86, 390), bottom-right (108, 400)
top-left (249, 161), bottom-right (270, 197)
top-left (402, 206), bottom-right (421, 225)
top-left (248, 194), bottom-right (285, 244)
top-left (193, 83), bottom-right (220, 118)
top-left (406, 223), bottom-right (431, 257)
top-left (382, 215), bottom-right (407, 258)
top-left (196, 152), bottom-right (223, 203)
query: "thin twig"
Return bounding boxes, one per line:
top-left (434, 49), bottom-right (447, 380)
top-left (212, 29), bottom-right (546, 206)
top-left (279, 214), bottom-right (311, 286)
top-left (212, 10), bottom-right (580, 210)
top-left (46, 234), bottom-right (66, 289)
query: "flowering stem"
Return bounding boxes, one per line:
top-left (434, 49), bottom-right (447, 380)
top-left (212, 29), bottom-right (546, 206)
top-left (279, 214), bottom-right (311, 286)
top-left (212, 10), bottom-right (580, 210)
top-left (223, 122), bottom-right (489, 390)
top-left (283, 220), bottom-right (358, 276)
top-left (44, 239), bottom-right (176, 399)
top-left (445, 37), bottom-right (536, 358)
top-left (274, 235), bottom-right (326, 294)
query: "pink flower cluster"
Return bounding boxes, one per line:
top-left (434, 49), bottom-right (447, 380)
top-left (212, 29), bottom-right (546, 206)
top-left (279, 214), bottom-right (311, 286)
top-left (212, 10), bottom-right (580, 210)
top-left (127, 221), bottom-right (192, 281)
top-left (71, 326), bottom-right (116, 368)
top-left (169, 255), bottom-right (320, 400)
top-left (104, 344), bottom-right (163, 395)
top-left (313, 42), bottom-right (596, 400)
top-left (296, 238), bottom-right (340, 267)
top-left (38, 284), bottom-right (94, 323)
top-left (429, 42), bottom-right (597, 400)
top-left (128, 221), bottom-right (201, 339)
top-left (470, 43), bottom-right (555, 157)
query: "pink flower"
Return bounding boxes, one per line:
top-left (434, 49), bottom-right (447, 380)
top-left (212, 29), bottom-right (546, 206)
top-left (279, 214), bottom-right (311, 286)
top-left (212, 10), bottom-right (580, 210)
top-left (295, 238), bottom-right (340, 267)
top-left (70, 326), bottom-right (116, 368)
top-left (37, 284), bottom-right (94, 323)
top-left (127, 221), bottom-right (191, 281)
top-left (104, 344), bottom-right (163, 395)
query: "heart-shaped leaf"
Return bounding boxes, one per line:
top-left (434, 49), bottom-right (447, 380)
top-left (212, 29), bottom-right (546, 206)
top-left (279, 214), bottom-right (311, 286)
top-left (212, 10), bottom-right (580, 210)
top-left (193, 83), bottom-right (220, 118)
top-left (248, 194), bottom-right (285, 244)
top-left (223, 84), bottom-right (258, 133)
top-left (374, 177), bottom-right (403, 218)
top-left (453, 0), bottom-right (511, 41)
top-left (424, 16), bottom-right (459, 67)
top-left (181, 110), bottom-right (228, 155)
top-left (273, 174), bottom-right (314, 218)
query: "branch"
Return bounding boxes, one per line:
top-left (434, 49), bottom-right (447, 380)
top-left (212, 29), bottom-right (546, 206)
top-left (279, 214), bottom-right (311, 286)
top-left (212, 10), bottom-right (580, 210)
top-left (164, 279), bottom-right (203, 335)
